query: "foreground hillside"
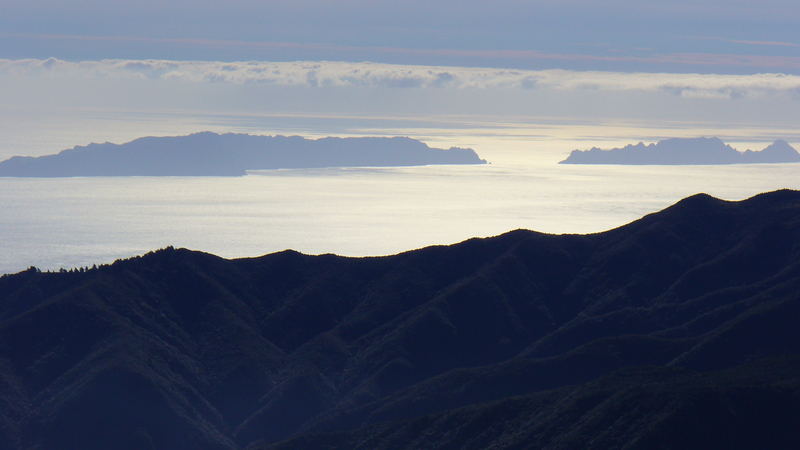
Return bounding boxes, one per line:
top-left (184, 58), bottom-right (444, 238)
top-left (1, 190), bottom-right (800, 449)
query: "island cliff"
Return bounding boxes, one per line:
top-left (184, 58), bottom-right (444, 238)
top-left (560, 137), bottom-right (800, 165)
top-left (0, 132), bottom-right (487, 177)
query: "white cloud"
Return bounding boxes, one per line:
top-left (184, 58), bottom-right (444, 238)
top-left (3, 58), bottom-right (800, 100)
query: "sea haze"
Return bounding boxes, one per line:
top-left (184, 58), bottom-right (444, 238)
top-left (3, 158), bottom-right (800, 275)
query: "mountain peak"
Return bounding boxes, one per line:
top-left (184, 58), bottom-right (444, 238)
top-left (760, 139), bottom-right (797, 153)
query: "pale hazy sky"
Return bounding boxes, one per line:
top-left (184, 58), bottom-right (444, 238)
top-left (1, 1), bottom-right (799, 159)
top-left (2, 0), bottom-right (800, 73)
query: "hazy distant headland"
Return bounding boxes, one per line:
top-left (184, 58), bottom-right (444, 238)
top-left (0, 132), bottom-right (487, 177)
top-left (560, 137), bottom-right (800, 165)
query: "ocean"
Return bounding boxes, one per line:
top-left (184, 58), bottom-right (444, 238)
top-left (3, 110), bottom-right (800, 274)
top-left (3, 158), bottom-right (799, 275)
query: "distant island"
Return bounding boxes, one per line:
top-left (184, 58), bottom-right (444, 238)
top-left (560, 137), bottom-right (800, 165)
top-left (0, 132), bottom-right (487, 177)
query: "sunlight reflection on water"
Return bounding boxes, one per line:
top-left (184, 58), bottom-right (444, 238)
top-left (3, 110), bottom-right (800, 273)
top-left (2, 159), bottom-right (800, 274)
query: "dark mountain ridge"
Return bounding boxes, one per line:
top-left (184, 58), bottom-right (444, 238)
top-left (0, 132), bottom-right (486, 177)
top-left (560, 137), bottom-right (800, 165)
top-left (2, 190), bottom-right (800, 448)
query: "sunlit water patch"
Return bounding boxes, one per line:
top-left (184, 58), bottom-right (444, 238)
top-left (3, 160), bottom-right (800, 274)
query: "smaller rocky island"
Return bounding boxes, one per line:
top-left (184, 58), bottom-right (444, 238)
top-left (560, 137), bottom-right (800, 165)
top-left (0, 132), bottom-right (487, 177)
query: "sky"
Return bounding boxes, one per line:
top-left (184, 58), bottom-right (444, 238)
top-left (2, 0), bottom-right (800, 73)
top-left (1, 1), bottom-right (799, 160)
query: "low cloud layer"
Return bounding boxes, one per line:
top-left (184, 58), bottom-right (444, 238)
top-left (3, 58), bottom-right (800, 100)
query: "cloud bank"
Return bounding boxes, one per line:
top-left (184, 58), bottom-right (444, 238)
top-left (3, 58), bottom-right (800, 100)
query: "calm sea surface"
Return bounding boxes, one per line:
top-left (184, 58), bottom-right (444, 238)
top-left (3, 159), bottom-right (800, 275)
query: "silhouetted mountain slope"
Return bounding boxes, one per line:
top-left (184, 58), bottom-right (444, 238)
top-left (2, 190), bottom-right (800, 449)
top-left (0, 132), bottom-right (486, 177)
top-left (267, 358), bottom-right (800, 450)
top-left (560, 137), bottom-right (800, 164)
